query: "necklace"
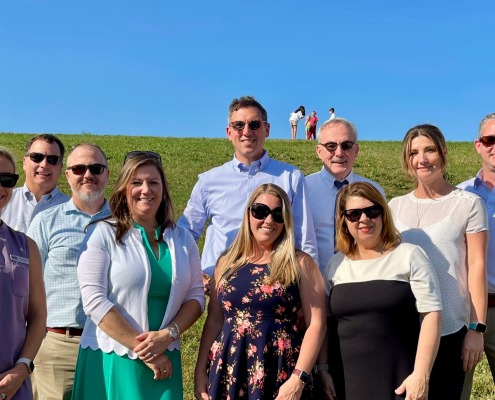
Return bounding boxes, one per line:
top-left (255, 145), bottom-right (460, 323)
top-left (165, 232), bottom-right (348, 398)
top-left (415, 198), bottom-right (435, 228)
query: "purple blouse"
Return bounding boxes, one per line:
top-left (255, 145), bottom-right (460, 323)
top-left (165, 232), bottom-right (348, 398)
top-left (0, 222), bottom-right (32, 399)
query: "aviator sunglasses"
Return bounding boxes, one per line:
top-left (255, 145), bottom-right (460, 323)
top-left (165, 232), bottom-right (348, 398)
top-left (229, 120), bottom-right (267, 132)
top-left (26, 152), bottom-right (62, 166)
top-left (124, 151), bottom-right (162, 165)
top-left (342, 205), bottom-right (383, 223)
top-left (250, 203), bottom-right (284, 224)
top-left (479, 136), bottom-right (495, 148)
top-left (320, 141), bottom-right (356, 152)
top-left (66, 164), bottom-right (107, 175)
top-left (0, 173), bottom-right (20, 188)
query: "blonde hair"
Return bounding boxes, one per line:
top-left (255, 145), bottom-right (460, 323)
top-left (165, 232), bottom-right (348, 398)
top-left (335, 182), bottom-right (401, 256)
top-left (214, 184), bottom-right (299, 287)
top-left (0, 147), bottom-right (16, 172)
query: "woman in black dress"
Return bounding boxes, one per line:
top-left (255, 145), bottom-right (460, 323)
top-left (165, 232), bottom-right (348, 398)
top-left (317, 182), bottom-right (442, 400)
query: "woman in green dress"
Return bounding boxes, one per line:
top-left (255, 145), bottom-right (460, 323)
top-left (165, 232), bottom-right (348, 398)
top-left (72, 151), bottom-right (205, 399)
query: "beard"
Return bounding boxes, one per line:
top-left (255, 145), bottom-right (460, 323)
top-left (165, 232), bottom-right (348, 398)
top-left (71, 185), bottom-right (105, 203)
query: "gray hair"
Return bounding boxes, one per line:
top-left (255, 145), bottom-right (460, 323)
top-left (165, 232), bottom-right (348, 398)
top-left (479, 113), bottom-right (495, 138)
top-left (317, 117), bottom-right (358, 142)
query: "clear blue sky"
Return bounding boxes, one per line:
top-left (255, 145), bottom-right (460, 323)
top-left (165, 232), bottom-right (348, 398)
top-left (1, 1), bottom-right (494, 141)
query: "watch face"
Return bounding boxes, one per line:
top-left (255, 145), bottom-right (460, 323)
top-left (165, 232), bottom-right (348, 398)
top-left (477, 324), bottom-right (487, 333)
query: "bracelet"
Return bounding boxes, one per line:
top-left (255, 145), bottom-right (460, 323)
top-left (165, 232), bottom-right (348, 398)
top-left (170, 321), bottom-right (180, 337)
top-left (313, 363), bottom-right (329, 373)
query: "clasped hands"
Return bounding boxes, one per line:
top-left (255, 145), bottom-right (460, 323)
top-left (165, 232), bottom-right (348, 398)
top-left (133, 330), bottom-right (174, 380)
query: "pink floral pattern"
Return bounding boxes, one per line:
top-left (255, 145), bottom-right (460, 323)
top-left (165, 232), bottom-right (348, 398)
top-left (208, 263), bottom-right (304, 399)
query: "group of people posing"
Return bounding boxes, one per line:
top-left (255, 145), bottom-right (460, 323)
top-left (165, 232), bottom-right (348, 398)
top-left (0, 95), bottom-right (494, 400)
top-left (289, 106), bottom-right (335, 140)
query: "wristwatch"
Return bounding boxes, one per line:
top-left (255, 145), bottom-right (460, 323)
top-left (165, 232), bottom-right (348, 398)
top-left (292, 368), bottom-right (311, 384)
top-left (16, 358), bottom-right (34, 373)
top-left (468, 322), bottom-right (487, 334)
top-left (167, 325), bottom-right (179, 340)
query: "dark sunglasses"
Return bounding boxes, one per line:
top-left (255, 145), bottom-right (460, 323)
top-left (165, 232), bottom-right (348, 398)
top-left (342, 205), bottom-right (383, 223)
top-left (229, 120), bottom-right (267, 132)
top-left (66, 164), bottom-right (107, 176)
top-left (124, 151), bottom-right (162, 165)
top-left (320, 141), bottom-right (356, 152)
top-left (0, 173), bottom-right (19, 188)
top-left (479, 136), bottom-right (495, 148)
top-left (250, 203), bottom-right (284, 224)
top-left (26, 152), bottom-right (62, 165)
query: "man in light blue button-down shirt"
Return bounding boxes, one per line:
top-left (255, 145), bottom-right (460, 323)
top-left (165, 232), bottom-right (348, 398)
top-left (27, 143), bottom-right (111, 400)
top-left (1, 134), bottom-right (69, 233)
top-left (179, 96), bottom-right (318, 277)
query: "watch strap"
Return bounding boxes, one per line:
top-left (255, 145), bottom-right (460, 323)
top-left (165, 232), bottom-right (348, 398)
top-left (16, 358), bottom-right (34, 373)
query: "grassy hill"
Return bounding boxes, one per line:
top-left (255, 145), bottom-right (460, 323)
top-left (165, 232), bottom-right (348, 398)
top-left (1, 132), bottom-right (493, 399)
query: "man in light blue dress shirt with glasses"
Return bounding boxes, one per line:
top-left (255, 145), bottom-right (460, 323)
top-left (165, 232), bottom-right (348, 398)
top-left (27, 143), bottom-right (111, 400)
top-left (1, 134), bottom-right (69, 233)
top-left (179, 95), bottom-right (318, 279)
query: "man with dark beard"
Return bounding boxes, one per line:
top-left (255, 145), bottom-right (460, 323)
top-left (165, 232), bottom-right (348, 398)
top-left (27, 143), bottom-right (111, 400)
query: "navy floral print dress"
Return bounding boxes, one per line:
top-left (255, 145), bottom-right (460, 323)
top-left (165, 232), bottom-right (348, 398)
top-left (208, 263), bottom-right (304, 399)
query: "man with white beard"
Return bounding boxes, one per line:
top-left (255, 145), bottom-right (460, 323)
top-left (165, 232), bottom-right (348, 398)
top-left (27, 143), bottom-right (111, 400)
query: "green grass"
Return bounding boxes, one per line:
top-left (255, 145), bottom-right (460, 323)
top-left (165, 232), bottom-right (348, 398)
top-left (1, 132), bottom-right (493, 399)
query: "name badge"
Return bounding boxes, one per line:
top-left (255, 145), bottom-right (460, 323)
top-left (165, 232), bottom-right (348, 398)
top-left (10, 254), bottom-right (29, 264)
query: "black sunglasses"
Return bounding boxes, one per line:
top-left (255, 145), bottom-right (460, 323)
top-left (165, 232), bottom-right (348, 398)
top-left (342, 205), bottom-right (383, 223)
top-left (479, 136), bottom-right (495, 148)
top-left (0, 173), bottom-right (19, 188)
top-left (250, 203), bottom-right (284, 224)
top-left (66, 164), bottom-right (107, 176)
top-left (229, 120), bottom-right (267, 132)
top-left (320, 141), bottom-right (356, 152)
top-left (124, 151), bottom-right (162, 165)
top-left (26, 152), bottom-right (62, 166)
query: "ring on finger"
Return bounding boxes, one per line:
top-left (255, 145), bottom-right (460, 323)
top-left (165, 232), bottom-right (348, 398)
top-left (1, 392), bottom-right (6, 400)
top-left (145, 352), bottom-right (152, 358)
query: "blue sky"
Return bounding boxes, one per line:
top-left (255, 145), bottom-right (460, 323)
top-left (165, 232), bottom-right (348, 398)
top-left (1, 1), bottom-right (494, 141)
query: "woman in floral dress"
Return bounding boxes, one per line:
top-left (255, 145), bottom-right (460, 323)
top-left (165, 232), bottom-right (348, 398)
top-left (194, 183), bottom-right (326, 400)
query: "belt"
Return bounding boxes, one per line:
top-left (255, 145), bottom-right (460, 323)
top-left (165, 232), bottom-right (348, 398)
top-left (488, 294), bottom-right (495, 309)
top-left (47, 327), bottom-right (83, 337)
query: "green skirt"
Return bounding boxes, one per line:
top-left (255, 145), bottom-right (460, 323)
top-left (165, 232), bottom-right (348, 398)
top-left (72, 347), bottom-right (183, 400)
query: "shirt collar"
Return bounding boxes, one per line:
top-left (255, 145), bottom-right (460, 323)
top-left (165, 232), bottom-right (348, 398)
top-left (65, 198), bottom-right (111, 217)
top-left (319, 167), bottom-right (354, 189)
top-left (21, 183), bottom-right (61, 201)
top-left (474, 169), bottom-right (485, 187)
top-left (232, 150), bottom-right (269, 172)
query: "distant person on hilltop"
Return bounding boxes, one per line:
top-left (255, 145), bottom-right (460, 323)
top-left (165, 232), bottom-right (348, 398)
top-left (327, 107), bottom-right (336, 121)
top-left (289, 105), bottom-right (306, 140)
top-left (1, 134), bottom-right (69, 233)
top-left (458, 113), bottom-right (495, 400)
top-left (307, 111), bottom-right (318, 140)
top-left (178, 95), bottom-right (318, 284)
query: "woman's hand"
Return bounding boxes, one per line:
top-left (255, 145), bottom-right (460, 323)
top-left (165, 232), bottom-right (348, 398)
top-left (134, 330), bottom-right (173, 362)
top-left (274, 375), bottom-right (304, 400)
top-left (194, 369), bottom-right (209, 400)
top-left (318, 371), bottom-right (337, 400)
top-left (462, 329), bottom-right (484, 372)
top-left (0, 364), bottom-right (30, 400)
top-left (395, 371), bottom-right (429, 400)
top-left (144, 353), bottom-right (172, 381)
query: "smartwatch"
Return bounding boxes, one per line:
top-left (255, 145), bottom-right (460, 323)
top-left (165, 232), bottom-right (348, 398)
top-left (292, 368), bottom-right (311, 384)
top-left (16, 358), bottom-right (35, 373)
top-left (468, 322), bottom-right (487, 334)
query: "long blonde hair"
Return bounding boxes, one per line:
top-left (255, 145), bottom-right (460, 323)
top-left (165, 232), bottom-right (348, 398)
top-left (214, 184), bottom-right (300, 287)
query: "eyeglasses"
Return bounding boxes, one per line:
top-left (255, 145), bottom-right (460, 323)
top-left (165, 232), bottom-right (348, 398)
top-left (229, 120), bottom-right (267, 132)
top-left (250, 203), bottom-right (284, 224)
top-left (26, 152), bottom-right (62, 165)
top-left (124, 151), bottom-right (162, 165)
top-left (66, 164), bottom-right (107, 176)
top-left (0, 173), bottom-right (19, 188)
top-left (320, 141), bottom-right (356, 152)
top-left (479, 136), bottom-right (495, 148)
top-left (342, 205), bottom-right (383, 222)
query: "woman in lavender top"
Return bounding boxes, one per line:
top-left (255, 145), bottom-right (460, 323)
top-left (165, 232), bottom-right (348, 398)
top-left (0, 147), bottom-right (46, 400)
